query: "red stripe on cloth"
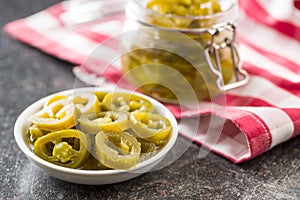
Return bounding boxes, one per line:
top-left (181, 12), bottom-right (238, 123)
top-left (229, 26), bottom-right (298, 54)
top-left (224, 94), bottom-right (272, 107)
top-left (76, 31), bottom-right (109, 44)
top-left (164, 104), bottom-right (183, 118)
top-left (46, 3), bottom-right (66, 18)
top-left (239, 0), bottom-right (300, 41)
top-left (295, 0), bottom-right (300, 10)
top-left (242, 62), bottom-right (300, 96)
top-left (239, 37), bottom-right (300, 73)
top-left (45, 3), bottom-right (66, 26)
top-left (76, 30), bottom-right (120, 51)
top-left (103, 67), bottom-right (123, 83)
top-left (208, 92), bottom-right (274, 107)
top-left (4, 19), bottom-right (86, 65)
top-left (226, 108), bottom-right (272, 159)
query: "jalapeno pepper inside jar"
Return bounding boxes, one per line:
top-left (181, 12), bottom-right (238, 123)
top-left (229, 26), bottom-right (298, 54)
top-left (122, 0), bottom-right (246, 103)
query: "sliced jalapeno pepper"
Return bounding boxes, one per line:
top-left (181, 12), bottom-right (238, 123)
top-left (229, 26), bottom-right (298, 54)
top-left (34, 129), bottom-right (90, 169)
top-left (29, 98), bottom-right (78, 131)
top-left (147, 0), bottom-right (221, 17)
top-left (95, 131), bottom-right (141, 169)
top-left (92, 91), bottom-right (108, 102)
top-left (43, 95), bottom-right (68, 107)
top-left (28, 125), bottom-right (50, 140)
top-left (138, 139), bottom-right (157, 162)
top-left (71, 92), bottom-right (101, 114)
top-left (129, 111), bottom-right (172, 145)
top-left (78, 111), bottom-right (129, 134)
top-left (102, 92), bottom-right (154, 113)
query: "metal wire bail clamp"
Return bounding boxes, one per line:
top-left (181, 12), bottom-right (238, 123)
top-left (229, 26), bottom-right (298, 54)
top-left (205, 22), bottom-right (249, 91)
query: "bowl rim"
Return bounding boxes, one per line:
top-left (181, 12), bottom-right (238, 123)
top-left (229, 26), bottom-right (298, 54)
top-left (14, 86), bottom-right (178, 176)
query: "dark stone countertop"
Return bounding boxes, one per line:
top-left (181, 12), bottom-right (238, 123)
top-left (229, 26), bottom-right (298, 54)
top-left (0, 1), bottom-right (299, 199)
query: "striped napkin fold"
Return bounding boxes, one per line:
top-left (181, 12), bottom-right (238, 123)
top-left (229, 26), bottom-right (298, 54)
top-left (4, 0), bottom-right (300, 163)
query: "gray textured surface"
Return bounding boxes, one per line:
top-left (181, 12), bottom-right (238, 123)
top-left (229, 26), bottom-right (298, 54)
top-left (1, 0), bottom-right (300, 199)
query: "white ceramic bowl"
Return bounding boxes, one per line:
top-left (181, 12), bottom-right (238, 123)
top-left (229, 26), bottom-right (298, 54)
top-left (14, 87), bottom-right (178, 185)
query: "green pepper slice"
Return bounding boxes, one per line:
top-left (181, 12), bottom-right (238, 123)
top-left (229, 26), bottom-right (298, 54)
top-left (43, 95), bottom-right (68, 108)
top-left (129, 111), bottom-right (172, 145)
top-left (28, 125), bottom-right (50, 140)
top-left (95, 131), bottom-right (141, 170)
top-left (29, 98), bottom-right (78, 131)
top-left (147, 0), bottom-right (221, 17)
top-left (78, 111), bottom-right (129, 134)
top-left (102, 92), bottom-right (154, 112)
top-left (138, 139), bottom-right (157, 162)
top-left (71, 92), bottom-right (101, 114)
top-left (92, 91), bottom-right (108, 102)
top-left (34, 129), bottom-right (90, 169)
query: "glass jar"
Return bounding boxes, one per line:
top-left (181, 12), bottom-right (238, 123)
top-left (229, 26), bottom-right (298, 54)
top-left (121, 0), bottom-right (248, 103)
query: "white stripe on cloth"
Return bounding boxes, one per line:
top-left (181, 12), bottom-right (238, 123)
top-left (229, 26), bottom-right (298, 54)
top-left (239, 44), bottom-right (300, 82)
top-left (179, 115), bottom-right (250, 161)
top-left (25, 11), bottom-right (120, 64)
top-left (228, 76), bottom-right (300, 108)
top-left (257, 0), bottom-right (300, 27)
top-left (210, 132), bottom-right (249, 161)
top-left (27, 10), bottom-right (61, 30)
top-left (239, 107), bottom-right (294, 149)
top-left (25, 12), bottom-right (96, 55)
top-left (91, 20), bottom-right (124, 36)
top-left (238, 10), bottom-right (300, 65)
top-left (179, 101), bottom-right (226, 117)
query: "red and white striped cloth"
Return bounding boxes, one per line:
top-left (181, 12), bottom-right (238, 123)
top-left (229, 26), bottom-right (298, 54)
top-left (4, 0), bottom-right (300, 163)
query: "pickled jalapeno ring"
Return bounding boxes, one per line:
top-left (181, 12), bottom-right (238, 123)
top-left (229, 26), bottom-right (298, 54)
top-left (92, 91), bottom-right (108, 102)
top-left (102, 92), bottom-right (154, 112)
top-left (145, 0), bottom-right (222, 29)
top-left (138, 139), bottom-right (157, 162)
top-left (129, 111), bottom-right (172, 144)
top-left (78, 111), bottom-right (129, 134)
top-left (147, 0), bottom-right (222, 17)
top-left (28, 125), bottom-right (49, 140)
top-left (29, 98), bottom-right (78, 131)
top-left (34, 129), bottom-right (90, 169)
top-left (95, 131), bottom-right (141, 170)
top-left (71, 92), bottom-right (101, 114)
top-left (43, 95), bottom-right (68, 108)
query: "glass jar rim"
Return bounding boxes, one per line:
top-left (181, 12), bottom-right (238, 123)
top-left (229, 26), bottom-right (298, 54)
top-left (130, 0), bottom-right (237, 21)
